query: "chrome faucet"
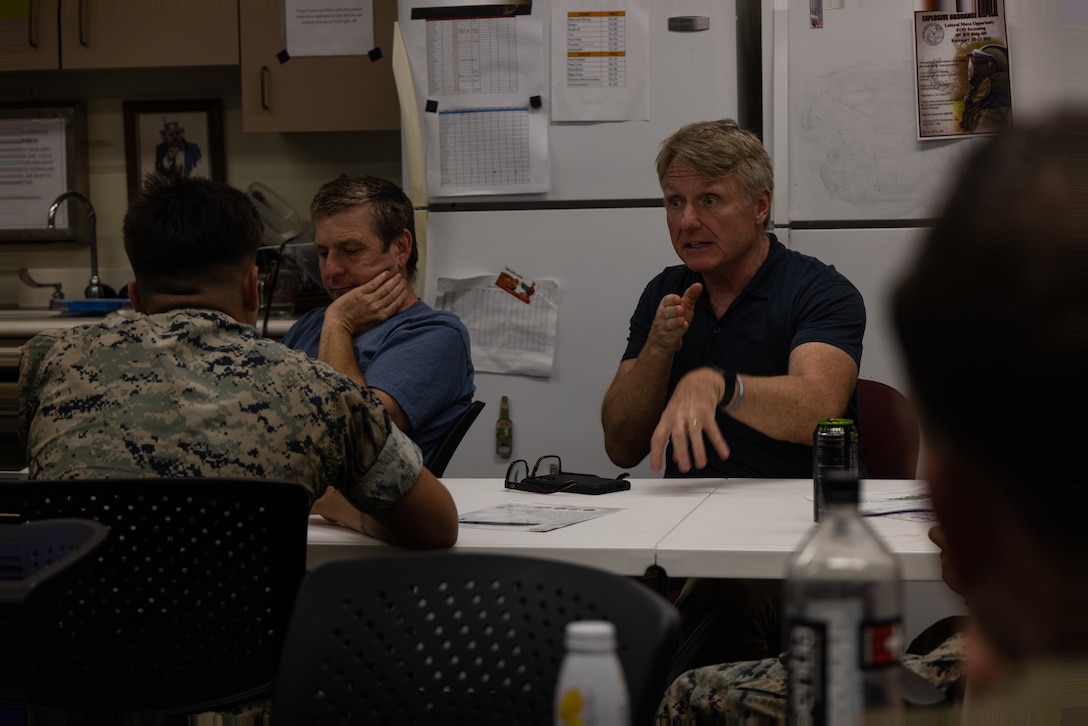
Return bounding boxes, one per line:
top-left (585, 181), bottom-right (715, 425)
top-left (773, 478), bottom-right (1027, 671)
top-left (47, 191), bottom-right (108, 299)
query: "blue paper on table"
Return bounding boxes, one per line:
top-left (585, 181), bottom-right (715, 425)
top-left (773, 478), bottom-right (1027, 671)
top-left (57, 299), bottom-right (132, 315)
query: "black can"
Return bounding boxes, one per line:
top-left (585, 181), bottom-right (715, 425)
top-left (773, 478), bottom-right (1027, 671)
top-left (813, 418), bottom-right (858, 521)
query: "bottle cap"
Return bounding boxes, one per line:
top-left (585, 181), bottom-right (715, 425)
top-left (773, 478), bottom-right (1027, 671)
top-left (564, 620), bottom-right (617, 652)
top-left (822, 469), bottom-right (860, 505)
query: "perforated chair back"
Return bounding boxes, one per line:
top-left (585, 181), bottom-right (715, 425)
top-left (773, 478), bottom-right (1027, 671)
top-left (1, 519), bottom-right (108, 705)
top-left (426, 399), bottom-right (485, 476)
top-left (272, 553), bottom-right (679, 725)
top-left (857, 379), bottom-right (921, 479)
top-left (10, 478), bottom-right (311, 715)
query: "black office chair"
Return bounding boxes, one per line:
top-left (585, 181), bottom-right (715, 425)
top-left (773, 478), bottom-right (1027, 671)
top-left (426, 399), bottom-right (485, 476)
top-left (856, 379), bottom-right (921, 479)
top-left (1, 518), bottom-right (109, 706)
top-left (8, 478), bottom-right (311, 716)
top-left (272, 552), bottom-right (679, 725)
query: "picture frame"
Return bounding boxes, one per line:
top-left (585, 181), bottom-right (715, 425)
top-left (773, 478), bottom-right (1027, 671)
top-left (122, 99), bottom-right (225, 203)
top-left (0, 100), bottom-right (90, 243)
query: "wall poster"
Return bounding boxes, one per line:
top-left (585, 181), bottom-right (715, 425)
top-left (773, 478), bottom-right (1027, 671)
top-left (914, 0), bottom-right (1012, 139)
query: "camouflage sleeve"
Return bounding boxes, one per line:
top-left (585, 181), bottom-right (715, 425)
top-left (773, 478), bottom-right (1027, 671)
top-left (17, 329), bottom-right (64, 450)
top-left (335, 386), bottom-right (425, 513)
top-left (656, 633), bottom-right (969, 724)
top-left (656, 658), bottom-right (787, 724)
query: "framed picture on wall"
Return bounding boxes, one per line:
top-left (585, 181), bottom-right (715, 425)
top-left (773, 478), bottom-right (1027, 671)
top-left (123, 99), bottom-right (225, 203)
top-left (0, 100), bottom-right (90, 243)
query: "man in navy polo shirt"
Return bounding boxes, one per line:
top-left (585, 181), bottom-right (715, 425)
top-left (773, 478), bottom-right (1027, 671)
top-left (602, 119), bottom-right (866, 678)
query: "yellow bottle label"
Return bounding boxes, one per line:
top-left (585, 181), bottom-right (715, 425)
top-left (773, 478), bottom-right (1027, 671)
top-left (557, 687), bottom-right (586, 726)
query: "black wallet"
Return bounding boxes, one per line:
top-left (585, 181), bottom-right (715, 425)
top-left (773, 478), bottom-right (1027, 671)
top-left (506, 471), bottom-right (631, 495)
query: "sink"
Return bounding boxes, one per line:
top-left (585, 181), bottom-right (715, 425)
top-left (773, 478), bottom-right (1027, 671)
top-left (0, 310), bottom-right (62, 319)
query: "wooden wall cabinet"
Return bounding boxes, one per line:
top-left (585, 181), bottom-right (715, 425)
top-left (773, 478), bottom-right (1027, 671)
top-left (59, 1), bottom-right (239, 69)
top-left (1, 1), bottom-right (238, 72)
top-left (0, 0), bottom-right (61, 71)
top-left (239, 0), bottom-right (400, 133)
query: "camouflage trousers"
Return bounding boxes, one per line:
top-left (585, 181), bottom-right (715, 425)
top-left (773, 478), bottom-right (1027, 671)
top-left (656, 632), bottom-right (967, 724)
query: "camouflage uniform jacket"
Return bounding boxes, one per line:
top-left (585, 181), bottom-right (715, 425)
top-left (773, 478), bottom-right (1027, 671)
top-left (657, 632), bottom-right (967, 724)
top-left (18, 309), bottom-right (422, 512)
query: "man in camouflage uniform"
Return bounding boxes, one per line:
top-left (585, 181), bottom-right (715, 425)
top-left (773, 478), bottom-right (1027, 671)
top-left (18, 174), bottom-right (457, 549)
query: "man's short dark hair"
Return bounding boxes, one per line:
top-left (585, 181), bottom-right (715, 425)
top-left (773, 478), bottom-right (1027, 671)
top-left (892, 108), bottom-right (1086, 551)
top-left (123, 174), bottom-right (263, 295)
top-left (309, 175), bottom-right (419, 283)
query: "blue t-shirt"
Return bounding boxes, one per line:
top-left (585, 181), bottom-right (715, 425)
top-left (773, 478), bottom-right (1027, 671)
top-left (622, 234), bottom-right (866, 478)
top-left (283, 300), bottom-right (475, 465)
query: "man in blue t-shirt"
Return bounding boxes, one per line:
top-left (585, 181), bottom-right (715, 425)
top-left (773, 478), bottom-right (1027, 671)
top-left (282, 176), bottom-right (475, 466)
top-left (601, 119), bottom-right (866, 680)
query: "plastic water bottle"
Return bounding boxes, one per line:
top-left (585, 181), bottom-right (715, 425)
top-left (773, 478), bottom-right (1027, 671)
top-left (554, 620), bottom-right (629, 726)
top-left (785, 470), bottom-right (903, 724)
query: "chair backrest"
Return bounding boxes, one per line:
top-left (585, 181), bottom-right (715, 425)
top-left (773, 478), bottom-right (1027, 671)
top-left (426, 399), bottom-right (485, 476)
top-left (856, 379), bottom-right (921, 479)
top-left (1, 519), bottom-right (109, 706)
top-left (272, 553), bottom-right (680, 725)
top-left (10, 478), bottom-right (311, 715)
top-left (1, 518), bottom-right (110, 598)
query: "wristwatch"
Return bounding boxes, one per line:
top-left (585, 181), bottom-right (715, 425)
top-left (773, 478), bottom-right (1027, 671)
top-left (710, 366), bottom-right (737, 407)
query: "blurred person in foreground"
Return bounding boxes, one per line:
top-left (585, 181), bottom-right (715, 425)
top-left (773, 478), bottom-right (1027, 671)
top-left (18, 174), bottom-right (457, 550)
top-left (282, 175), bottom-right (474, 465)
top-left (657, 109), bottom-right (1087, 721)
top-left (891, 107), bottom-right (1085, 714)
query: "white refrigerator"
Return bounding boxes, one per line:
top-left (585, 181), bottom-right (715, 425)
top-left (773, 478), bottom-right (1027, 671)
top-left (396, 0), bottom-right (1071, 480)
top-left (769, 0), bottom-right (1068, 398)
top-left (396, 0), bottom-right (744, 479)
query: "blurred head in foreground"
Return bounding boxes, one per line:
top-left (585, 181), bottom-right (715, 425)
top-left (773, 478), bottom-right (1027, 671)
top-left (892, 108), bottom-right (1087, 661)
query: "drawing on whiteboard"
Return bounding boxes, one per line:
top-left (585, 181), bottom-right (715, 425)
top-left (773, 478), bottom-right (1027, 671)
top-left (793, 61), bottom-right (967, 219)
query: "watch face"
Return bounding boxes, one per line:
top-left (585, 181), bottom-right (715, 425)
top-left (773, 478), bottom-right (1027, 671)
top-left (923, 23), bottom-right (945, 46)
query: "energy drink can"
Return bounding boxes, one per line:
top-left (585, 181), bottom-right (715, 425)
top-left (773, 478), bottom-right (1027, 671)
top-left (813, 418), bottom-right (859, 521)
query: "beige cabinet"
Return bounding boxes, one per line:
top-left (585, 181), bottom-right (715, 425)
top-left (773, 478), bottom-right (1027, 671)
top-left (1, 1), bottom-right (238, 71)
top-left (59, 1), bottom-right (238, 69)
top-left (239, 0), bottom-right (400, 133)
top-left (0, 0), bottom-right (61, 71)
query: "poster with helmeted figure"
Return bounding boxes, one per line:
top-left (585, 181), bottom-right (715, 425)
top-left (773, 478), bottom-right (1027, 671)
top-left (913, 0), bottom-right (1011, 139)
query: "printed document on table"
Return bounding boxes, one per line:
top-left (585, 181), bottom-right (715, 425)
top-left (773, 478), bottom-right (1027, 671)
top-left (550, 0), bottom-right (649, 122)
top-left (285, 0), bottom-right (375, 57)
top-left (459, 502), bottom-right (621, 532)
top-left (805, 482), bottom-right (934, 519)
top-left (396, 1), bottom-right (549, 196)
top-left (435, 275), bottom-right (559, 378)
top-left (913, 1), bottom-right (1011, 139)
top-left (860, 483), bottom-right (933, 516)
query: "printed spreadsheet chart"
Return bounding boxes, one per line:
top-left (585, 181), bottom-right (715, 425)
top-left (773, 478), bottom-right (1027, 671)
top-left (565, 11), bottom-right (627, 88)
top-left (439, 107), bottom-right (531, 187)
top-left (427, 16), bottom-right (519, 96)
top-left (449, 286), bottom-right (551, 354)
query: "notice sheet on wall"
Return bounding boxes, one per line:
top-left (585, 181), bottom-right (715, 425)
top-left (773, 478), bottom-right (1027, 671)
top-left (435, 274), bottom-right (559, 378)
top-left (0, 117), bottom-right (68, 230)
top-left (285, 0), bottom-right (375, 57)
top-left (549, 0), bottom-right (650, 122)
top-left (396, 1), bottom-right (550, 196)
top-left (914, 0), bottom-right (1011, 139)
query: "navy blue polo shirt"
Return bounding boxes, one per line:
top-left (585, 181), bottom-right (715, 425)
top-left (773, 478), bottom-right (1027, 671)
top-left (622, 234), bottom-right (866, 478)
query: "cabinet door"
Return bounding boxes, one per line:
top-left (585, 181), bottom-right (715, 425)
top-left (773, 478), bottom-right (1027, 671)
top-left (0, 0), bottom-right (60, 71)
top-left (239, 0), bottom-right (399, 133)
top-left (59, 0), bottom-right (238, 70)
